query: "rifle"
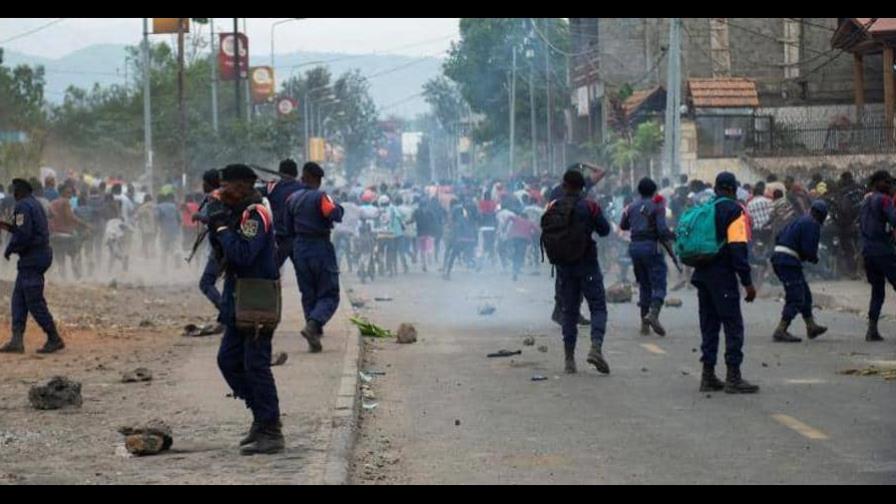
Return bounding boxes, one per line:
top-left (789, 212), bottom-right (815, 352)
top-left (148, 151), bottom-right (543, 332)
top-left (185, 197), bottom-right (212, 264)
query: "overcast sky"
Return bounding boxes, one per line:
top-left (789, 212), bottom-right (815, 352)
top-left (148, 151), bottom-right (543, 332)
top-left (0, 18), bottom-right (460, 59)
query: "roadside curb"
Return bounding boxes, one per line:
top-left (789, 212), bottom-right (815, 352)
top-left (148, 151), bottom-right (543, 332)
top-left (322, 300), bottom-right (363, 486)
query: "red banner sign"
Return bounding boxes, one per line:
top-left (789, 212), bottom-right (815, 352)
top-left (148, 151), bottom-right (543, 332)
top-left (219, 33), bottom-right (248, 81)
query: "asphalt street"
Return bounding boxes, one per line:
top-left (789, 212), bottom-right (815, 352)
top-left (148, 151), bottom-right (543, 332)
top-left (348, 266), bottom-right (896, 484)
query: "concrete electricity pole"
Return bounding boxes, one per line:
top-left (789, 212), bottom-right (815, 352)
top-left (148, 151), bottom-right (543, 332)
top-left (544, 18), bottom-right (553, 174)
top-left (142, 18), bottom-right (154, 194)
top-left (528, 45), bottom-right (537, 176)
top-left (233, 18), bottom-right (241, 121)
top-left (176, 18), bottom-right (187, 182)
top-left (662, 18), bottom-right (682, 179)
top-left (210, 18), bottom-right (219, 133)
top-left (509, 45), bottom-right (517, 178)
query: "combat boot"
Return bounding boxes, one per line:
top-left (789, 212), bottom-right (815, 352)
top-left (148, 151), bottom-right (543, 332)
top-left (551, 303), bottom-right (562, 325)
top-left (239, 420), bottom-right (261, 446)
top-left (563, 344), bottom-right (576, 374)
top-left (699, 364), bottom-right (725, 392)
top-left (724, 366), bottom-right (759, 394)
top-left (804, 316), bottom-right (827, 340)
top-left (639, 307), bottom-right (650, 335)
top-left (301, 319), bottom-right (323, 353)
top-left (0, 330), bottom-right (25, 354)
top-left (586, 344), bottom-right (610, 374)
top-left (240, 420), bottom-right (285, 455)
top-left (645, 302), bottom-right (666, 336)
top-left (36, 328), bottom-right (65, 354)
top-left (772, 319), bottom-right (801, 343)
top-left (866, 319), bottom-right (884, 342)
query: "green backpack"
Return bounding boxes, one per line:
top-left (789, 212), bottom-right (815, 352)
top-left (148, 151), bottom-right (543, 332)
top-left (674, 196), bottom-right (731, 267)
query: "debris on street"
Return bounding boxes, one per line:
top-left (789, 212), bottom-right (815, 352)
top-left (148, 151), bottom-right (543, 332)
top-left (478, 304), bottom-right (496, 315)
top-left (28, 376), bottom-right (82, 410)
top-left (487, 349), bottom-right (521, 358)
top-left (537, 345), bottom-right (548, 353)
top-left (396, 323), bottom-right (418, 344)
top-left (362, 401), bottom-right (378, 411)
top-left (350, 316), bottom-right (394, 338)
top-left (522, 336), bottom-right (536, 346)
top-left (531, 375), bottom-right (548, 381)
top-left (271, 352), bottom-right (288, 367)
top-left (121, 368), bottom-right (153, 383)
top-left (182, 323), bottom-right (223, 337)
top-left (118, 419), bottom-right (173, 456)
top-left (606, 283), bottom-right (633, 303)
top-left (665, 298), bottom-right (683, 308)
top-left (839, 366), bottom-right (896, 380)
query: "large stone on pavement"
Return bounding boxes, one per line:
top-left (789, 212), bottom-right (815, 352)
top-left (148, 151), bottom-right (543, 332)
top-left (119, 419), bottom-right (173, 455)
top-left (28, 376), bottom-right (82, 410)
top-left (606, 283), bottom-right (633, 304)
top-left (396, 323), bottom-right (417, 344)
top-left (121, 368), bottom-right (153, 383)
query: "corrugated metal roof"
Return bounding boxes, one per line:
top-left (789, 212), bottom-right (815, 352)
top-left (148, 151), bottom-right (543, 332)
top-left (622, 86), bottom-right (663, 117)
top-left (687, 78), bottom-right (759, 108)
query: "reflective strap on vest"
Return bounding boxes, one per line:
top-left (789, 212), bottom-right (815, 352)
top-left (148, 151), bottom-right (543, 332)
top-left (241, 204), bottom-right (273, 233)
top-left (774, 245), bottom-right (801, 260)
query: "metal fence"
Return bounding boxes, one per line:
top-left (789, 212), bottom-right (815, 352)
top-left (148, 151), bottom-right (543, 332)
top-left (748, 116), bottom-right (896, 156)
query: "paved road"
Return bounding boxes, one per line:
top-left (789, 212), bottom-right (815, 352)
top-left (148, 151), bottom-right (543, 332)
top-left (347, 267), bottom-right (896, 484)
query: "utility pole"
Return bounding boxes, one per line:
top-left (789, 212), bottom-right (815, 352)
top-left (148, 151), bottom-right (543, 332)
top-left (244, 18), bottom-right (251, 123)
top-left (543, 18), bottom-right (553, 174)
top-left (303, 92), bottom-right (309, 161)
top-left (528, 45), bottom-right (537, 176)
top-left (142, 18), bottom-right (154, 194)
top-left (509, 46), bottom-right (517, 178)
top-left (233, 18), bottom-right (241, 121)
top-left (177, 18), bottom-right (187, 183)
top-left (662, 18), bottom-right (682, 179)
top-left (210, 18), bottom-right (219, 133)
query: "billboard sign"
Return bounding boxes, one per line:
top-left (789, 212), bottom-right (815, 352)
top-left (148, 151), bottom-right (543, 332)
top-left (250, 66), bottom-right (275, 103)
top-left (219, 33), bottom-right (249, 81)
top-left (153, 18), bottom-right (189, 34)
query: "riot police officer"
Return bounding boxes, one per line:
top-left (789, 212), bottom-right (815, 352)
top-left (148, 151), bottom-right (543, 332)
top-left (285, 162), bottom-right (344, 353)
top-left (208, 164), bottom-right (283, 455)
top-left (859, 170), bottom-right (896, 341)
top-left (260, 159), bottom-right (307, 269)
top-left (0, 179), bottom-right (64, 354)
top-left (545, 169), bottom-right (611, 374)
top-left (195, 169), bottom-right (223, 312)
top-left (692, 172), bottom-right (759, 394)
top-left (620, 177), bottom-right (674, 337)
top-left (770, 200), bottom-right (829, 343)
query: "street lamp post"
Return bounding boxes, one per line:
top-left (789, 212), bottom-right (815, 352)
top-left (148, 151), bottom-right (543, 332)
top-left (271, 18), bottom-right (305, 69)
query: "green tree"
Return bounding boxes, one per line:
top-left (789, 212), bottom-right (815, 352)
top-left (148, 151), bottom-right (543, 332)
top-left (0, 52), bottom-right (48, 179)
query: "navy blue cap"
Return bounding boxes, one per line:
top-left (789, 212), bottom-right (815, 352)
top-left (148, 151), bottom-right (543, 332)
top-left (811, 199), bottom-right (828, 216)
top-left (715, 171), bottom-right (739, 191)
top-left (221, 164), bottom-right (257, 183)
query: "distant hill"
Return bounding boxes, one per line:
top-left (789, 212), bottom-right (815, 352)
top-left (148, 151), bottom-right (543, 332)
top-left (3, 44), bottom-right (443, 118)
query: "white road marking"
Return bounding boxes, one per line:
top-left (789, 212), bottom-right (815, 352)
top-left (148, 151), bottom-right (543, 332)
top-left (784, 379), bottom-right (826, 385)
top-left (640, 343), bottom-right (666, 355)
top-left (772, 414), bottom-right (829, 440)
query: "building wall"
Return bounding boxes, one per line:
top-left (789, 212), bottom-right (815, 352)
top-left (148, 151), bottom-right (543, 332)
top-left (588, 18), bottom-right (883, 108)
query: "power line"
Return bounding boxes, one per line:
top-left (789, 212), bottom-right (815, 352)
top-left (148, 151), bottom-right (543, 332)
top-left (380, 92), bottom-right (424, 111)
top-left (0, 18), bottom-right (66, 44)
top-left (273, 34), bottom-right (454, 71)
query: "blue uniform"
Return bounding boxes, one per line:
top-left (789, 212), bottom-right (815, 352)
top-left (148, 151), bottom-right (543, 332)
top-left (214, 201), bottom-right (280, 425)
top-left (771, 215), bottom-right (821, 322)
top-left (859, 192), bottom-right (896, 322)
top-left (4, 196), bottom-right (57, 336)
top-left (691, 197), bottom-right (752, 368)
top-left (261, 179), bottom-right (307, 268)
top-left (286, 188), bottom-right (344, 328)
top-left (551, 194), bottom-right (611, 351)
top-left (619, 194), bottom-right (673, 313)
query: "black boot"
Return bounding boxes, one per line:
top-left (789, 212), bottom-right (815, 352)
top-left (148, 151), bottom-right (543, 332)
top-left (866, 319), bottom-right (884, 342)
top-left (804, 316), bottom-right (827, 340)
top-left (239, 420), bottom-right (261, 446)
top-left (577, 314), bottom-right (591, 326)
top-left (639, 306), bottom-right (650, 335)
top-left (301, 319), bottom-right (323, 353)
top-left (564, 344), bottom-right (576, 374)
top-left (724, 366), bottom-right (759, 394)
top-left (772, 319), bottom-right (801, 343)
top-left (586, 344), bottom-right (610, 374)
top-left (699, 363), bottom-right (725, 392)
top-left (0, 330), bottom-right (25, 354)
top-left (36, 328), bottom-right (65, 354)
top-left (645, 302), bottom-right (666, 336)
top-left (240, 420), bottom-right (285, 455)
top-left (551, 303), bottom-right (562, 325)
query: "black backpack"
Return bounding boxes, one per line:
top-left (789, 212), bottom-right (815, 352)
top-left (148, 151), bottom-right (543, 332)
top-left (540, 195), bottom-right (588, 265)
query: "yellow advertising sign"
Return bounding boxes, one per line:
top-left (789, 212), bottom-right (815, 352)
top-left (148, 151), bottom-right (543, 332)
top-left (250, 66), bottom-right (275, 104)
top-left (153, 18), bottom-right (189, 34)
